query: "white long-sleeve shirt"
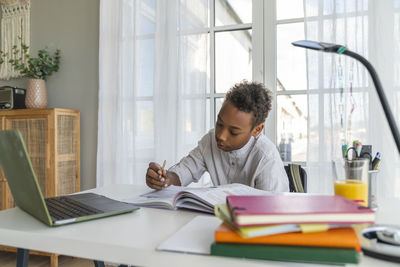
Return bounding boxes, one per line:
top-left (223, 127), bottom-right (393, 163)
top-left (168, 129), bottom-right (289, 192)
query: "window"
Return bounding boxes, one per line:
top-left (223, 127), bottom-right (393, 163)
top-left (134, 0), bottom-right (257, 150)
top-left (208, 0), bottom-right (310, 163)
top-left (135, 0), bottom-right (306, 164)
top-left (197, 0), bottom-right (257, 186)
top-left (274, 0), bottom-right (308, 163)
top-left (206, 0), bottom-right (258, 129)
top-left (134, 0), bottom-right (156, 154)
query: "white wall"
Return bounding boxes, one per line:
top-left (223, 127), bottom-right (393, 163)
top-left (2, 0), bottom-right (99, 190)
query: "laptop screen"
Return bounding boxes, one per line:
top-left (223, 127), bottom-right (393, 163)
top-left (0, 130), bottom-right (52, 225)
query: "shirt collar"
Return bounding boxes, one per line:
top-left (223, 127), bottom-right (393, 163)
top-left (229, 135), bottom-right (256, 157)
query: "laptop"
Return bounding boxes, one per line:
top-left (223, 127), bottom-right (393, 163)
top-left (0, 129), bottom-right (139, 226)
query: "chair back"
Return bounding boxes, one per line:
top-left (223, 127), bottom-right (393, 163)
top-left (285, 164), bottom-right (307, 193)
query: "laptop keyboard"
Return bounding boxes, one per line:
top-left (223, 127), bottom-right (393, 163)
top-left (45, 196), bottom-right (103, 221)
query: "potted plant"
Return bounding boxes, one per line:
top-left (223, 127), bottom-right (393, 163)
top-left (0, 43), bottom-right (60, 108)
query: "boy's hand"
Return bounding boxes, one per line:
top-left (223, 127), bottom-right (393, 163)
top-left (146, 162), bottom-right (181, 190)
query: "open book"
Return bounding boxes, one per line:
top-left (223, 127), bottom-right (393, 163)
top-left (122, 183), bottom-right (271, 214)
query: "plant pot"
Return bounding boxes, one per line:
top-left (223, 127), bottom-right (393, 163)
top-left (25, 78), bottom-right (47, 109)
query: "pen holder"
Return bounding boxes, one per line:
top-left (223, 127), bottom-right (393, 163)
top-left (334, 158), bottom-right (369, 207)
top-left (368, 170), bottom-right (379, 210)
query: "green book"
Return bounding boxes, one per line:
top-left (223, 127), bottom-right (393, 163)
top-left (210, 242), bottom-right (359, 265)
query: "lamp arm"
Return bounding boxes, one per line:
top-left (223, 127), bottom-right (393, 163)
top-left (342, 50), bottom-right (400, 155)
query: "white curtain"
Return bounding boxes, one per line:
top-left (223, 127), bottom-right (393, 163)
top-left (97, 0), bottom-right (209, 186)
top-left (304, 0), bottom-right (400, 201)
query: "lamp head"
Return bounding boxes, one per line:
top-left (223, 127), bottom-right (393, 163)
top-left (292, 40), bottom-right (347, 54)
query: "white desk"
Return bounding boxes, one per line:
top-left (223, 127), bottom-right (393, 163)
top-left (0, 184), bottom-right (399, 267)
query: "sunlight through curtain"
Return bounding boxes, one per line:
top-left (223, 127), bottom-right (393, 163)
top-left (97, 0), bottom-right (209, 186)
top-left (304, 0), bottom-right (400, 201)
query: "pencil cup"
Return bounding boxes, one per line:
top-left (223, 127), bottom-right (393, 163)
top-left (368, 170), bottom-right (379, 210)
top-left (334, 158), bottom-right (369, 207)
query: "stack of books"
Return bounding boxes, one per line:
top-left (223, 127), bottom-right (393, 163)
top-left (211, 194), bottom-right (375, 265)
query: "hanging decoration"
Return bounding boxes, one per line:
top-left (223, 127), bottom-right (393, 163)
top-left (346, 60), bottom-right (356, 145)
top-left (338, 56), bottom-right (345, 141)
top-left (0, 0), bottom-right (30, 80)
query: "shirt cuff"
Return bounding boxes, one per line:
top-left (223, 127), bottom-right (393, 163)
top-left (168, 165), bottom-right (193, 186)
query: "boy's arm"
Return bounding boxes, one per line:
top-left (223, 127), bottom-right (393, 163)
top-left (168, 134), bottom-right (209, 186)
top-left (254, 155), bottom-right (289, 192)
top-left (146, 133), bottom-right (209, 189)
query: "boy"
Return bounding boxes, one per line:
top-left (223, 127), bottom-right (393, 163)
top-left (146, 81), bottom-right (289, 191)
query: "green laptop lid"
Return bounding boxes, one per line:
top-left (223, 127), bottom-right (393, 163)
top-left (0, 129), bottom-right (52, 226)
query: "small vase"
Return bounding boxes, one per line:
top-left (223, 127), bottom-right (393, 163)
top-left (25, 78), bottom-right (47, 109)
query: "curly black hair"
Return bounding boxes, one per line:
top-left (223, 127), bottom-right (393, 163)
top-left (225, 80), bottom-right (272, 128)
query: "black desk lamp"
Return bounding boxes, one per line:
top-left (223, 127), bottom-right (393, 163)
top-left (292, 40), bottom-right (400, 262)
top-left (292, 40), bottom-right (400, 155)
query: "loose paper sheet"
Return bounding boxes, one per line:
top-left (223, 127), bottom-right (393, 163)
top-left (157, 215), bottom-right (221, 255)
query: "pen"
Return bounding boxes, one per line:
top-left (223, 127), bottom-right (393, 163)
top-left (159, 160), bottom-right (166, 179)
top-left (372, 152), bottom-right (380, 162)
top-left (373, 159), bottom-right (381, 170)
top-left (342, 144), bottom-right (348, 158)
top-left (372, 152), bottom-right (381, 170)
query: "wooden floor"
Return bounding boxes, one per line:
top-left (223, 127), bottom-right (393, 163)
top-left (0, 251), bottom-right (111, 267)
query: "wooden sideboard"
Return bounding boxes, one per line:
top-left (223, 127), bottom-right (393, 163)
top-left (0, 108), bottom-right (80, 267)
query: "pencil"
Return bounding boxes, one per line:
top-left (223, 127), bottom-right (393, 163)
top-left (159, 160), bottom-right (166, 179)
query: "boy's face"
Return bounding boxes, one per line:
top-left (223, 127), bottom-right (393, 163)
top-left (215, 101), bottom-right (264, 152)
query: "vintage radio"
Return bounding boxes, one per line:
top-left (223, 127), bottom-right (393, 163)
top-left (0, 86), bottom-right (26, 109)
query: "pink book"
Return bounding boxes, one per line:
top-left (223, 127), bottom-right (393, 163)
top-left (226, 195), bottom-right (375, 226)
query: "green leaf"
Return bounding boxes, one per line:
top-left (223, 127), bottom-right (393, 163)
top-left (0, 42), bottom-right (61, 80)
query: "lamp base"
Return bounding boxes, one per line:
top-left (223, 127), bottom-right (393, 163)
top-left (361, 224), bottom-right (400, 263)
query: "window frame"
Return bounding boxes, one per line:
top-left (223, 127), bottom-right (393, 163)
top-left (207, 0), bottom-right (264, 128)
top-left (270, 2), bottom-right (372, 165)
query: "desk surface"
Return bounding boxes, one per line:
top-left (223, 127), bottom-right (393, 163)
top-left (0, 184), bottom-right (399, 267)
